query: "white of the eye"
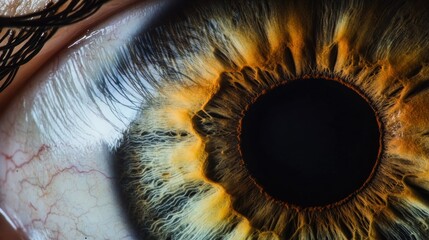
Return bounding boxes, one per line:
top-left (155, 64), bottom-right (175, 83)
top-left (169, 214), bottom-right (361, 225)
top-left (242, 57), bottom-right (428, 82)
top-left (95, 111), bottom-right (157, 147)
top-left (0, 0), bottom-right (169, 239)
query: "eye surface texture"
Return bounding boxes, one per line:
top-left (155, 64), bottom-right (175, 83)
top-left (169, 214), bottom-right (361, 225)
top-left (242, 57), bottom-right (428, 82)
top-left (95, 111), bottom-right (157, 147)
top-left (2, 0), bottom-right (429, 240)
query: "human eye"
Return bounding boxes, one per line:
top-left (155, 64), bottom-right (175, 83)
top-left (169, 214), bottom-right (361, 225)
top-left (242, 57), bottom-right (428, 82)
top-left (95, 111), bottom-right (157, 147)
top-left (2, 0), bottom-right (429, 239)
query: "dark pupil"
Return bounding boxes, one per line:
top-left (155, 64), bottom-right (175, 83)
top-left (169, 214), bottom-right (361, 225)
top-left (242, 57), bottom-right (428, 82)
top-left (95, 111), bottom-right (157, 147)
top-left (239, 78), bottom-right (381, 207)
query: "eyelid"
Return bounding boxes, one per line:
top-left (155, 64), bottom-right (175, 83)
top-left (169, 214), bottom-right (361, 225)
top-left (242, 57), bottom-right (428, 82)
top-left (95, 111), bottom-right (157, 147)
top-left (0, 0), bottom-right (139, 114)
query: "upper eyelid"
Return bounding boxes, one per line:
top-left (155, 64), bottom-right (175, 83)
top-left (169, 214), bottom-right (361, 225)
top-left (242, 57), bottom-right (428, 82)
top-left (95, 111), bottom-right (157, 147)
top-left (0, 0), bottom-right (107, 24)
top-left (0, 0), bottom-right (110, 93)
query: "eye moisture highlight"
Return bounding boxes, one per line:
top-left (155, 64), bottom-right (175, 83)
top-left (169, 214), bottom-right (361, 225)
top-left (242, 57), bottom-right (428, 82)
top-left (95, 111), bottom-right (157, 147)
top-left (239, 78), bottom-right (381, 208)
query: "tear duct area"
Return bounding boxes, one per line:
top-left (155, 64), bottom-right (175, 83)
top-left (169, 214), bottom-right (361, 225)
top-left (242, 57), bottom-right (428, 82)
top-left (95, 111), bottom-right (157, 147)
top-left (239, 78), bottom-right (381, 207)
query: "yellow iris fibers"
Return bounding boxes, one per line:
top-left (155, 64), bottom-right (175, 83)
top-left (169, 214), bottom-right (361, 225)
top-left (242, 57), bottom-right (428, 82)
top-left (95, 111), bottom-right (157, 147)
top-left (118, 0), bottom-right (429, 239)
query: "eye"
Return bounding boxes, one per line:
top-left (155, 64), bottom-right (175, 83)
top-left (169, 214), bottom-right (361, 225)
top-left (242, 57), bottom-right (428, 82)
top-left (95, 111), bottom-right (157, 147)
top-left (2, 1), bottom-right (429, 240)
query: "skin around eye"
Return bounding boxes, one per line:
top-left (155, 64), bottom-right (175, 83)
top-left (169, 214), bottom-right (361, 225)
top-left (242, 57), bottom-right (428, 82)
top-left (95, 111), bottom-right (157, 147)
top-left (0, 0), bottom-right (60, 16)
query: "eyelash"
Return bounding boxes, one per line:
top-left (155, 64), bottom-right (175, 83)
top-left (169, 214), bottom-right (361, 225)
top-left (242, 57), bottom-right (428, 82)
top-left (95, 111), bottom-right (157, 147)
top-left (0, 0), bottom-right (108, 92)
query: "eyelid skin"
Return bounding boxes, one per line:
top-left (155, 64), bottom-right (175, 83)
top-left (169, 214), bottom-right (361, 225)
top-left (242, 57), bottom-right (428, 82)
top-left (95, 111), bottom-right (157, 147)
top-left (0, 0), bottom-right (55, 16)
top-left (0, 0), bottom-right (139, 114)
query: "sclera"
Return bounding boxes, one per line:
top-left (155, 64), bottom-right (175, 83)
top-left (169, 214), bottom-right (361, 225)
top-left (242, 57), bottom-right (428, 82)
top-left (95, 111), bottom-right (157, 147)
top-left (0, 1), bottom-right (167, 239)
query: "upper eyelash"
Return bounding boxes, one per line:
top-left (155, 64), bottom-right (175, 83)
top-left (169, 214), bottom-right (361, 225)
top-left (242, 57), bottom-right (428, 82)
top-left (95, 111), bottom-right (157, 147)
top-left (0, 0), bottom-right (109, 93)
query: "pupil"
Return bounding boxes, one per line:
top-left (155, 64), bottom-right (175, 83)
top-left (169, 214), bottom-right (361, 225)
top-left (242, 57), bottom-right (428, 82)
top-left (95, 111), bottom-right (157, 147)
top-left (239, 78), bottom-right (381, 208)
